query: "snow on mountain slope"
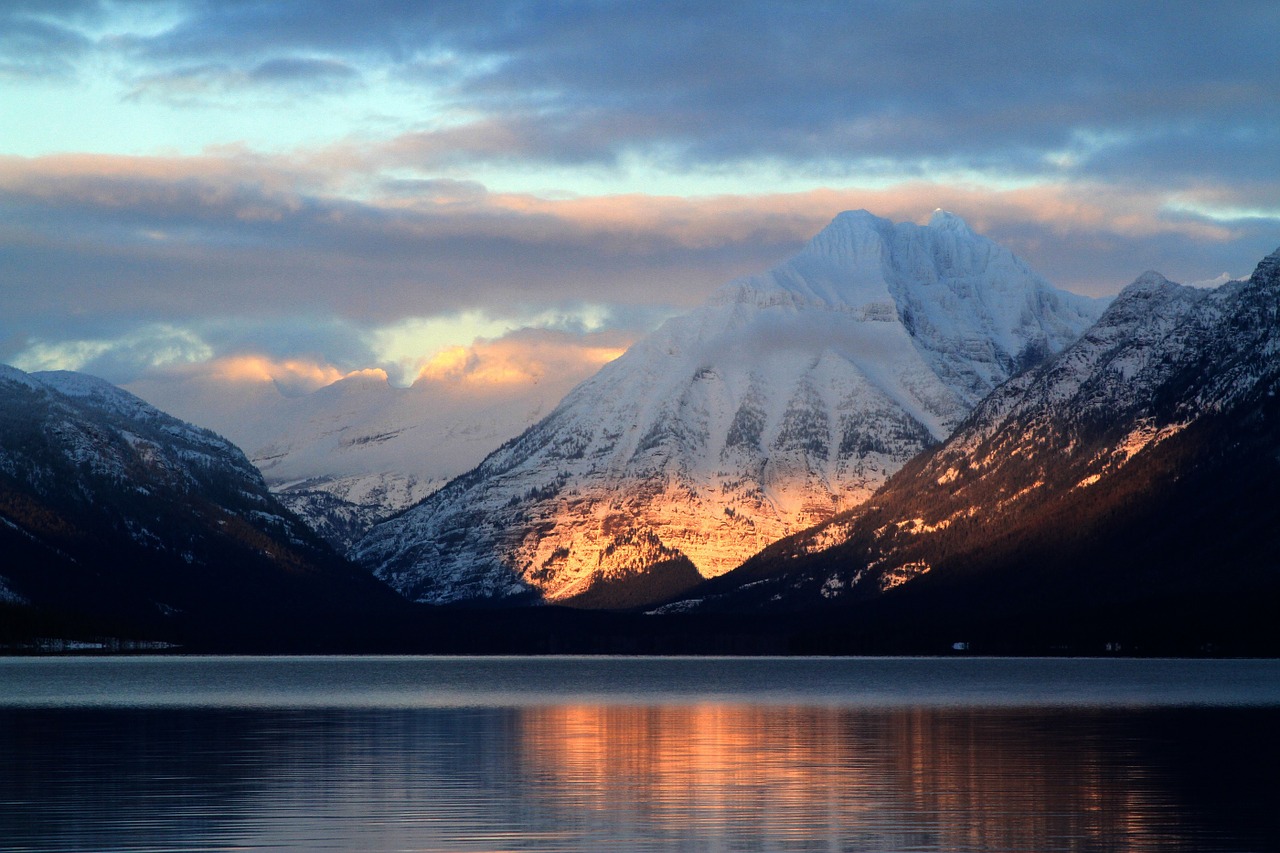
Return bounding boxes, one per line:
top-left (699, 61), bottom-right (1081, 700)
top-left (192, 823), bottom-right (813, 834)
top-left (29, 368), bottom-right (269, 496)
top-left (356, 210), bottom-right (1105, 607)
top-left (681, 246), bottom-right (1280, 615)
top-left (127, 366), bottom-right (587, 552)
top-left (248, 372), bottom-right (573, 549)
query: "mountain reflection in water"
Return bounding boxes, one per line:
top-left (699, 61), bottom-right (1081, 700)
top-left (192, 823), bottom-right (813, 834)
top-left (4, 700), bottom-right (1277, 852)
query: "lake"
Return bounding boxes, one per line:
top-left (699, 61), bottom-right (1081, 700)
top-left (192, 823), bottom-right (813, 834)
top-left (1, 655), bottom-right (1278, 852)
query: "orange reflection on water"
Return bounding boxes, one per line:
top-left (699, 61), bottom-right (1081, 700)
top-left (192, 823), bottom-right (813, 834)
top-left (526, 705), bottom-right (874, 818)
top-left (514, 705), bottom-right (1187, 850)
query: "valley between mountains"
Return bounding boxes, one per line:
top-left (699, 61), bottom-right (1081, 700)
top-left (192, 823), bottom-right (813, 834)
top-left (3, 211), bottom-right (1278, 653)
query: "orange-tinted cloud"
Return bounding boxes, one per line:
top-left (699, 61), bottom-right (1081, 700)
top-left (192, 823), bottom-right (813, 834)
top-left (209, 354), bottom-right (349, 391)
top-left (2, 152), bottom-right (1239, 251)
top-left (0, 150), bottom-right (1251, 232)
top-left (415, 328), bottom-right (631, 392)
top-left (2, 149), bottom-right (1274, 365)
top-left (122, 328), bottom-right (627, 404)
top-left (0, 151), bottom-right (322, 197)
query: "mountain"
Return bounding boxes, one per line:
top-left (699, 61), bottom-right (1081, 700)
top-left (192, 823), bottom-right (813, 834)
top-left (672, 248), bottom-right (1280, 647)
top-left (125, 352), bottom-right (603, 553)
top-left (357, 210), bottom-right (1104, 607)
top-left (0, 366), bottom-right (400, 643)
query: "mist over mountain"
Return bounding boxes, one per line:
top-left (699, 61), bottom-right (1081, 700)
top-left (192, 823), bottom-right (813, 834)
top-left (126, 360), bottom-right (593, 553)
top-left (668, 247), bottom-right (1280, 647)
top-left (357, 211), bottom-right (1104, 608)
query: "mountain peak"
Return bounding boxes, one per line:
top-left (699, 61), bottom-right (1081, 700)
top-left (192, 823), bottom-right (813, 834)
top-left (805, 208), bottom-right (978, 261)
top-left (672, 246), bottom-right (1280, 634)
top-left (1128, 270), bottom-right (1174, 290)
top-left (801, 209), bottom-right (892, 262)
top-left (787, 209), bottom-right (1000, 309)
top-left (0, 364), bottom-right (400, 637)
top-left (34, 369), bottom-right (127, 399)
top-left (35, 369), bottom-right (184, 429)
top-left (830, 208), bottom-right (889, 227)
top-left (0, 363), bottom-right (45, 390)
top-left (928, 208), bottom-right (972, 233)
top-left (1100, 271), bottom-right (1203, 327)
top-left (358, 211), bottom-right (1104, 607)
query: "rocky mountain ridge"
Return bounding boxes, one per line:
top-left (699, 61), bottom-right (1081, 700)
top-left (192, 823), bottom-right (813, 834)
top-left (356, 210), bottom-right (1104, 607)
top-left (670, 246), bottom-right (1280, 624)
top-left (0, 366), bottom-right (397, 639)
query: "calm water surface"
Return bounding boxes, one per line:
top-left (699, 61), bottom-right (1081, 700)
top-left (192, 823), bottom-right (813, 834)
top-left (1, 656), bottom-right (1278, 852)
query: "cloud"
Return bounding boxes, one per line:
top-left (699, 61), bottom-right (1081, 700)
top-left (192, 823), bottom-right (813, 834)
top-left (206, 354), bottom-right (349, 396)
top-left (11, 323), bottom-right (212, 377)
top-left (0, 153), bottom-right (795, 335)
top-left (414, 327), bottom-right (630, 392)
top-left (2, 145), bottom-right (1276, 395)
top-left (2, 150), bottom-right (1275, 362)
top-left (3, 0), bottom-right (1273, 446)
top-left (0, 11), bottom-right (93, 79)
top-left (3, 261), bottom-right (651, 389)
top-left (10, 1), bottom-right (1273, 194)
top-left (118, 1), bottom-right (448, 63)
top-left (262, 3), bottom-right (1275, 189)
top-left (115, 326), bottom-right (631, 435)
top-left (368, 311), bottom-right (519, 383)
top-left (119, 356), bottom-right (389, 438)
top-left (125, 56), bottom-right (362, 104)
top-left (360, 302), bottom-right (647, 386)
top-left (249, 56), bottom-right (358, 85)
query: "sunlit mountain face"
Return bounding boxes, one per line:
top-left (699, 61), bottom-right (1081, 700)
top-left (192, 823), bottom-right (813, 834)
top-left (357, 211), bottom-right (1103, 608)
top-left (675, 247), bottom-right (1280, 636)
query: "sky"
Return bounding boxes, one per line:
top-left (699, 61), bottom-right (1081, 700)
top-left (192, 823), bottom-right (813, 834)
top-left (2, 0), bottom-right (1278, 397)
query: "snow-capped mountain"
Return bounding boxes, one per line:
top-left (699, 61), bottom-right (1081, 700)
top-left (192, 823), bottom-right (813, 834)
top-left (678, 246), bottom-right (1280, 622)
top-left (357, 210), bottom-right (1104, 607)
top-left (126, 361), bottom-right (593, 553)
top-left (0, 366), bottom-right (397, 636)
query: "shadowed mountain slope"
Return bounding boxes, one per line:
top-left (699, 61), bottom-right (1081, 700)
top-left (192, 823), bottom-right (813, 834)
top-left (0, 367), bottom-right (403, 643)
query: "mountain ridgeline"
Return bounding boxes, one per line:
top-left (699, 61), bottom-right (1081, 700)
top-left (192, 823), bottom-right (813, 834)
top-left (356, 210), bottom-right (1104, 608)
top-left (5, 215), bottom-right (1276, 654)
top-left (667, 248), bottom-right (1280, 649)
top-left (0, 367), bottom-right (401, 645)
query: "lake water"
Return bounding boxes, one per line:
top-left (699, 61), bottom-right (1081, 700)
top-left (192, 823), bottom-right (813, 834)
top-left (1, 656), bottom-right (1278, 852)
